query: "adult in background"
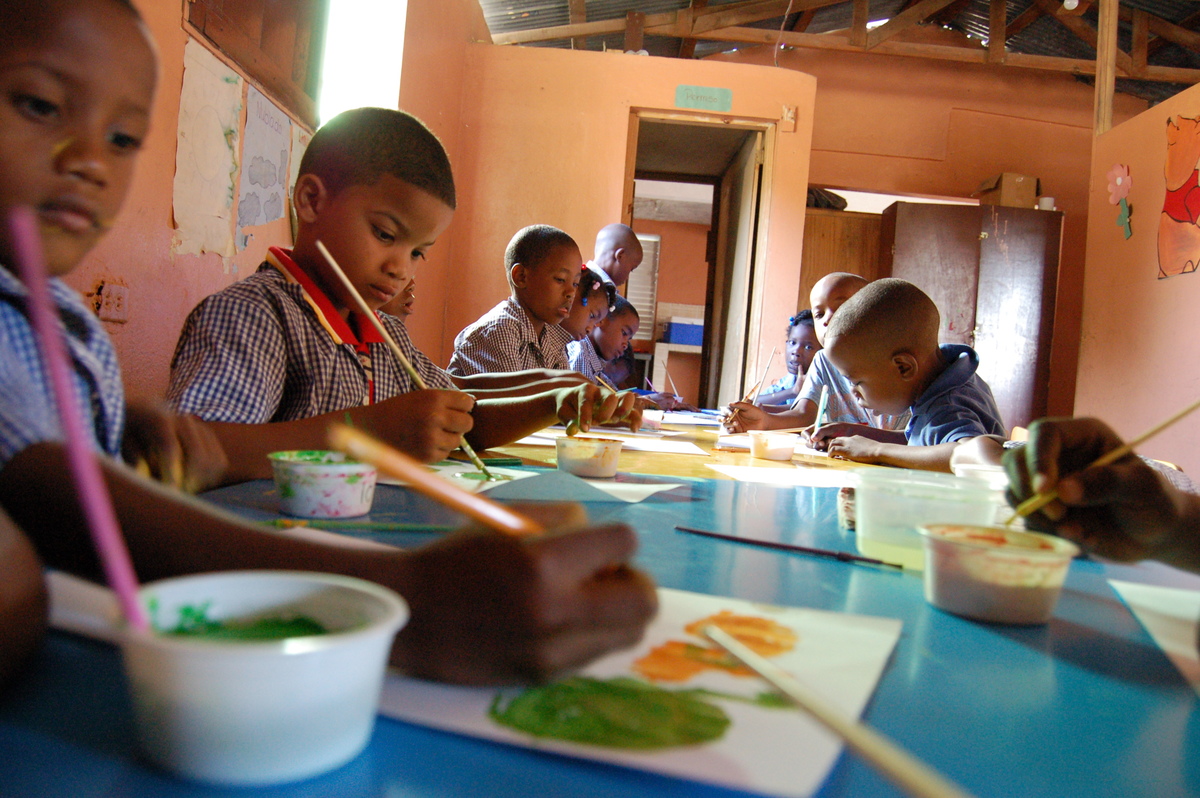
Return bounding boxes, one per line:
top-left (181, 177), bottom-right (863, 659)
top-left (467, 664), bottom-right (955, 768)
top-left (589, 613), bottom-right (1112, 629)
top-left (591, 224), bottom-right (643, 286)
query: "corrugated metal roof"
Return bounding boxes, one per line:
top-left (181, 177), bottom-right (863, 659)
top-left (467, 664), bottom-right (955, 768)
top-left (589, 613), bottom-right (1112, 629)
top-left (478, 0), bottom-right (1199, 103)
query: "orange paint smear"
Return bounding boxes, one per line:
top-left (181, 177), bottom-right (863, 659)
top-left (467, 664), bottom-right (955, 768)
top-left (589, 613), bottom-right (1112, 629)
top-left (633, 612), bottom-right (799, 683)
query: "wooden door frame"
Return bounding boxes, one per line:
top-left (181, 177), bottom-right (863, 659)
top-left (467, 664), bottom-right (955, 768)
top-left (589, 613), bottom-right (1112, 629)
top-left (622, 109), bottom-right (777, 405)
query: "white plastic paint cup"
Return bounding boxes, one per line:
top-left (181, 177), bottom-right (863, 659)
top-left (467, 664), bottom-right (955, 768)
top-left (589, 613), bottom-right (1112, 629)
top-left (1037, 196), bottom-right (1056, 211)
top-left (749, 430), bottom-right (799, 461)
top-left (269, 450), bottom-right (377, 518)
top-left (556, 436), bottom-right (623, 478)
top-left (121, 571), bottom-right (407, 786)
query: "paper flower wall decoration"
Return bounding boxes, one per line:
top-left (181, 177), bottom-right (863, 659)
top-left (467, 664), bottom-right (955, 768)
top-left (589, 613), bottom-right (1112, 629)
top-left (1107, 163), bottom-right (1133, 239)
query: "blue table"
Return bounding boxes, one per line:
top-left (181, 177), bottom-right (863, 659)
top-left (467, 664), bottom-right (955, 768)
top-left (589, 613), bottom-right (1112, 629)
top-left (2, 472), bottom-right (1198, 797)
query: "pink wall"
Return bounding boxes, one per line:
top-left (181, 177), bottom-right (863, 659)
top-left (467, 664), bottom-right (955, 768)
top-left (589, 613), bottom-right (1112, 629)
top-left (710, 30), bottom-right (1148, 417)
top-left (1079, 83), bottom-right (1200, 475)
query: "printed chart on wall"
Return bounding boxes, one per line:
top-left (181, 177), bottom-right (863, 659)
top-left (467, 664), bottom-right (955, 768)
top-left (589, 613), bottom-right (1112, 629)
top-left (380, 588), bottom-right (902, 797)
top-left (236, 86), bottom-right (291, 250)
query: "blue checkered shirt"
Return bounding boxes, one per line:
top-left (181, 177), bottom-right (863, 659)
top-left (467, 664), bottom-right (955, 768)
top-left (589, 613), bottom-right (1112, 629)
top-left (167, 263), bottom-right (454, 423)
top-left (568, 336), bottom-right (608, 380)
top-left (0, 266), bottom-right (124, 467)
top-left (448, 298), bottom-right (572, 376)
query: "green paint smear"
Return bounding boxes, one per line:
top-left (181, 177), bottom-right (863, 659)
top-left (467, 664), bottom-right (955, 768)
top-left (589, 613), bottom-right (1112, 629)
top-left (487, 676), bottom-right (768, 750)
top-left (163, 602), bottom-right (327, 641)
top-left (454, 472), bottom-right (512, 482)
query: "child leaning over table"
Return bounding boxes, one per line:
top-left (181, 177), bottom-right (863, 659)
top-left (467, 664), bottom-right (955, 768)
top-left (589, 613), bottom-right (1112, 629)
top-left (571, 296), bottom-right (639, 382)
top-left (448, 224), bottom-right (584, 376)
top-left (818, 278), bottom-right (1005, 472)
top-left (0, 0), bottom-right (655, 687)
top-left (755, 309), bottom-right (819, 411)
top-left (560, 262), bottom-right (615, 356)
top-left (168, 110), bottom-right (636, 482)
top-left (723, 272), bottom-right (909, 439)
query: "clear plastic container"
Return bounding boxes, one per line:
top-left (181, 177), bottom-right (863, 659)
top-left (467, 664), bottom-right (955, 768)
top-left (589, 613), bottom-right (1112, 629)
top-left (853, 468), bottom-right (999, 570)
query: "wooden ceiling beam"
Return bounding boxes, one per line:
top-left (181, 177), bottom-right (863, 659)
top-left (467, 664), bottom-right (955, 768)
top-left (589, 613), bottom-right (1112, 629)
top-left (690, 0), bottom-right (843, 35)
top-left (1094, 0), bottom-right (1117, 135)
top-left (688, 24), bottom-right (1200, 82)
top-left (1005, 4), bottom-right (1043, 40)
top-left (1131, 8), bottom-right (1148, 76)
top-left (568, 0), bottom-right (587, 50)
top-left (625, 10), bottom-right (646, 52)
top-left (866, 0), bottom-right (960, 49)
top-left (929, 0), bottom-right (972, 27)
top-left (792, 8), bottom-right (817, 32)
top-left (849, 0), bottom-right (869, 47)
top-left (678, 0), bottom-right (709, 58)
top-left (491, 11), bottom-right (679, 46)
top-left (1032, 0), bottom-right (1133, 75)
top-left (988, 0), bottom-right (1006, 63)
top-left (1147, 9), bottom-right (1200, 56)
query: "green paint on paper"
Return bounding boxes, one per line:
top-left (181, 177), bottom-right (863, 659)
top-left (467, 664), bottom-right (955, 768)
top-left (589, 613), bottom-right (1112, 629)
top-left (164, 602), bottom-right (328, 641)
top-left (488, 676), bottom-right (732, 750)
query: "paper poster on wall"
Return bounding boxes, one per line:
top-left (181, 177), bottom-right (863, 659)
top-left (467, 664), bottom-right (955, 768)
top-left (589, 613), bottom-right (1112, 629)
top-left (1107, 164), bottom-right (1133, 240)
top-left (172, 39), bottom-right (242, 258)
top-left (236, 86), bottom-right (291, 251)
top-left (1158, 115), bottom-right (1200, 279)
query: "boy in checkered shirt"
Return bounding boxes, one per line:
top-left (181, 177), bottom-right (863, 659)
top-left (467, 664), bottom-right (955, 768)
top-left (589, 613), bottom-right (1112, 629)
top-left (448, 225), bottom-right (584, 376)
top-left (168, 110), bottom-right (636, 482)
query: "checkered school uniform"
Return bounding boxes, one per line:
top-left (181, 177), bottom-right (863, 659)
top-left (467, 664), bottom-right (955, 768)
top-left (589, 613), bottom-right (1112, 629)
top-left (168, 248), bottom-right (453, 423)
top-left (447, 298), bottom-right (572, 376)
top-left (0, 267), bottom-right (124, 467)
top-left (568, 336), bottom-right (608, 380)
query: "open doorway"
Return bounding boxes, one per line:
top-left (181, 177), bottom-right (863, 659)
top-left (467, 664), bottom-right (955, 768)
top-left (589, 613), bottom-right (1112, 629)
top-left (623, 114), bottom-right (772, 408)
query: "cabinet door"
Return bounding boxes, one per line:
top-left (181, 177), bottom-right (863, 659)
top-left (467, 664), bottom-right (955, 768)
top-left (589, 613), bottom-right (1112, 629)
top-left (882, 203), bottom-right (982, 346)
top-left (973, 206), bottom-right (1062, 430)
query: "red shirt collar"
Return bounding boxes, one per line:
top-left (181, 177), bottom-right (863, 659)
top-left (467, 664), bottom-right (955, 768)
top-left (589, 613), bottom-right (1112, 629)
top-left (267, 247), bottom-right (384, 348)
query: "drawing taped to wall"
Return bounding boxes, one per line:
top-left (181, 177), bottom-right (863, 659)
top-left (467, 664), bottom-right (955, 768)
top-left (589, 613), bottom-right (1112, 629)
top-left (1108, 164), bottom-right (1133, 240)
top-left (1158, 115), bottom-right (1200, 279)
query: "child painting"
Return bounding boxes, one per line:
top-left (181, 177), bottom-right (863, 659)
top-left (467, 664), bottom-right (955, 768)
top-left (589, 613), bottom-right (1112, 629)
top-left (755, 310), bottom-right (819, 411)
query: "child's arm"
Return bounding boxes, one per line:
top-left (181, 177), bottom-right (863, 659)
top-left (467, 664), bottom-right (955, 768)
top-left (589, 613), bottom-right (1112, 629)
top-left (950, 435), bottom-right (1006, 468)
top-left (468, 383), bottom-right (640, 450)
top-left (122, 401), bottom-right (229, 493)
top-left (809, 423), bottom-right (906, 449)
top-left (454, 370), bottom-right (592, 399)
top-left (204, 389), bottom-right (477, 483)
top-left (1004, 418), bottom-right (1200, 573)
top-left (723, 401), bottom-right (815, 432)
top-left (825, 437), bottom-right (959, 472)
top-left (0, 507), bottom-right (47, 689)
top-left (0, 443), bottom-right (657, 684)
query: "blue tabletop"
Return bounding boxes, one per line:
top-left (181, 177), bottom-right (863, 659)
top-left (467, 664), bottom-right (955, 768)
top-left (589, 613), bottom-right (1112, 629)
top-left (2, 470), bottom-right (1198, 797)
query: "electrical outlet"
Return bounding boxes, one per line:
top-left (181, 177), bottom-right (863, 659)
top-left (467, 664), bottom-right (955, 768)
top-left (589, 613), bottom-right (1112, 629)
top-left (98, 284), bottom-right (129, 323)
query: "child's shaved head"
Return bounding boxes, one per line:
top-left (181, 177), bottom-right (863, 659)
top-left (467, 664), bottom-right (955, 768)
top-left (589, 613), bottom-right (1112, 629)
top-left (505, 224), bottom-right (577, 278)
top-left (825, 278), bottom-right (940, 358)
top-left (299, 107), bottom-right (455, 209)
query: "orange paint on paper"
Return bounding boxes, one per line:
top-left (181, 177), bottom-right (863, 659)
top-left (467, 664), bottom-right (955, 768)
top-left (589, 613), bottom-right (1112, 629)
top-left (633, 612), bottom-right (798, 683)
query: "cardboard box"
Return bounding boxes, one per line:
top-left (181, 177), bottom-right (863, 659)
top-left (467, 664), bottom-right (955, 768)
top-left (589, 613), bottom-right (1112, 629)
top-left (974, 173), bottom-right (1041, 208)
top-left (661, 316), bottom-right (704, 345)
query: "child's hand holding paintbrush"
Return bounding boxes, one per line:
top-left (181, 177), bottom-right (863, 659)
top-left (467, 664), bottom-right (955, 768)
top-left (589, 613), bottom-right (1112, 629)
top-left (1004, 415), bottom-right (1200, 574)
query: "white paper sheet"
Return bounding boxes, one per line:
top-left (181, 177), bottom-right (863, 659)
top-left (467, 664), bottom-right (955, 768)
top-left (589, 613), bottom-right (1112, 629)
top-left (715, 433), bottom-right (829, 458)
top-left (380, 588), bottom-right (901, 798)
top-left (379, 462), bottom-right (683, 503)
top-left (1110, 579), bottom-right (1200, 695)
top-left (707, 464), bottom-right (855, 488)
top-left (173, 39), bottom-right (241, 258)
top-left (515, 430), bottom-right (708, 456)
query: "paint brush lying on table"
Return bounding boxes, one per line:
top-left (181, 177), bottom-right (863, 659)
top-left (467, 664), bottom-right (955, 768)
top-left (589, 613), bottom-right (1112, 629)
top-left (675, 525), bottom-right (902, 569)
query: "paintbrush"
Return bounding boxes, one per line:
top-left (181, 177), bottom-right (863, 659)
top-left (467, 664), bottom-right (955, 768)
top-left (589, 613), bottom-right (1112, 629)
top-left (262, 519), bottom-right (459, 532)
top-left (314, 240), bottom-right (497, 481)
top-left (724, 346), bottom-right (777, 428)
top-left (663, 365), bottom-right (681, 400)
top-left (1007, 395), bottom-right (1200, 523)
top-left (675, 525), bottom-right (902, 569)
top-left (704, 626), bottom-right (976, 798)
top-left (328, 424), bottom-right (544, 536)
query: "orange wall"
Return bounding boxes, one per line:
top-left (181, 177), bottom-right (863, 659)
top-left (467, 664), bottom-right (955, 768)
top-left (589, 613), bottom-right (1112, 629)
top-left (1079, 83), bottom-right (1200, 475)
top-left (68, 1), bottom-right (293, 401)
top-left (631, 219), bottom-right (710, 306)
top-left (631, 219), bottom-right (711, 403)
top-left (397, 0), bottom-right (491, 356)
top-left (710, 32), bottom-right (1148, 417)
top-left (442, 44), bottom-right (816, 394)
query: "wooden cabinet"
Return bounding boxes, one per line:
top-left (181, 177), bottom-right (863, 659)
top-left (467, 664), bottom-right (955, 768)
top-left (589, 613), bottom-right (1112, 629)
top-left (880, 202), bottom-right (1063, 431)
